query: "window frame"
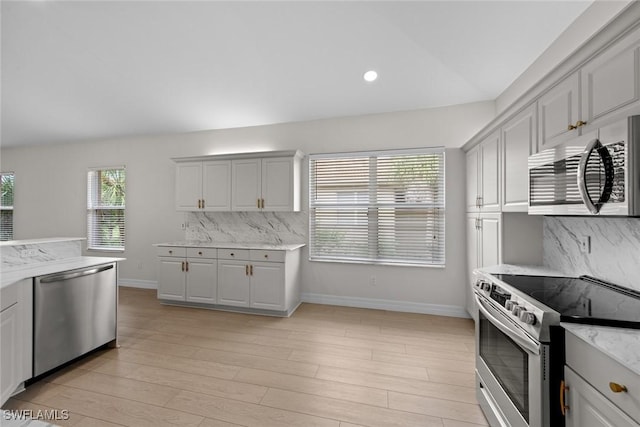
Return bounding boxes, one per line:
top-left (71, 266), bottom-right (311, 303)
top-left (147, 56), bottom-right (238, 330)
top-left (308, 148), bottom-right (446, 267)
top-left (0, 172), bottom-right (15, 242)
top-left (87, 166), bottom-right (126, 252)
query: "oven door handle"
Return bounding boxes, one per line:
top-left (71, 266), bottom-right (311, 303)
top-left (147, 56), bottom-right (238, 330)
top-left (475, 294), bottom-right (541, 356)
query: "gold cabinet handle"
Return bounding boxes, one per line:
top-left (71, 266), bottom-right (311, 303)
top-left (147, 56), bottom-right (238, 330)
top-left (169, 250), bottom-right (173, 254)
top-left (257, 198), bottom-right (260, 208)
top-left (560, 380), bottom-right (570, 416)
top-left (181, 261), bottom-right (185, 272)
top-left (230, 252), bottom-right (234, 257)
top-left (264, 254), bottom-right (268, 259)
top-left (609, 382), bottom-right (628, 393)
top-left (250, 265), bottom-right (253, 276)
top-left (261, 198), bottom-right (265, 209)
top-left (576, 120), bottom-right (587, 128)
top-left (185, 261), bottom-right (189, 272)
top-left (202, 199), bottom-right (205, 209)
top-left (245, 265), bottom-right (249, 276)
top-left (568, 124), bottom-right (578, 131)
top-left (198, 251), bottom-right (203, 255)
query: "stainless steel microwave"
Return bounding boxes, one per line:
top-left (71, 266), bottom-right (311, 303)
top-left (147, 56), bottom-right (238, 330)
top-left (528, 115), bottom-right (640, 216)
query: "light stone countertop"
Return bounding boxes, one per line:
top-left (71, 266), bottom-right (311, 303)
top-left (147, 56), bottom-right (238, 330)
top-left (562, 322), bottom-right (640, 377)
top-left (154, 241), bottom-right (306, 251)
top-left (476, 263), bottom-right (568, 277)
top-left (1, 256), bottom-right (125, 288)
top-left (0, 237), bottom-right (85, 247)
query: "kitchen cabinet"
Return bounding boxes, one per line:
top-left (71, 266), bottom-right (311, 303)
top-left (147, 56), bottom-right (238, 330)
top-left (155, 244), bottom-right (302, 316)
top-left (217, 249), bottom-right (287, 310)
top-left (564, 331), bottom-right (640, 426)
top-left (466, 213), bottom-right (500, 319)
top-left (175, 160), bottom-right (231, 211)
top-left (466, 131), bottom-right (500, 212)
top-left (231, 155), bottom-right (302, 212)
top-left (537, 73), bottom-right (580, 151)
top-left (1, 279), bottom-right (33, 406)
top-left (157, 247), bottom-right (218, 303)
top-left (536, 26), bottom-right (640, 153)
top-left (501, 104), bottom-right (536, 211)
top-left (581, 25), bottom-right (640, 133)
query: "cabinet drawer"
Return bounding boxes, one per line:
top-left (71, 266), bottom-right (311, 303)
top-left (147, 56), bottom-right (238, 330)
top-left (250, 250), bottom-right (285, 262)
top-left (218, 249), bottom-right (250, 260)
top-left (186, 248), bottom-right (218, 259)
top-left (566, 331), bottom-right (640, 421)
top-left (157, 247), bottom-right (187, 257)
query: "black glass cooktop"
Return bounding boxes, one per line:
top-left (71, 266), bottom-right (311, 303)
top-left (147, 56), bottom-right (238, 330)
top-left (495, 274), bottom-right (640, 329)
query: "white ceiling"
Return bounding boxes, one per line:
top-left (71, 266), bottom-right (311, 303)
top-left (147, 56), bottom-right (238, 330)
top-left (1, 1), bottom-right (593, 147)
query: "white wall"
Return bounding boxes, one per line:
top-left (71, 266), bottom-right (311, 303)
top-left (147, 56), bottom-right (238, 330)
top-left (496, 0), bottom-right (632, 114)
top-left (1, 101), bottom-right (495, 316)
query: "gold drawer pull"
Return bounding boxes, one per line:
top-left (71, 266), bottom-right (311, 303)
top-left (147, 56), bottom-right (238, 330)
top-left (264, 254), bottom-right (268, 258)
top-left (246, 265), bottom-right (249, 276)
top-left (609, 382), bottom-right (628, 393)
top-left (198, 251), bottom-right (203, 255)
top-left (560, 380), bottom-right (569, 416)
top-left (568, 124), bottom-right (577, 131)
top-left (576, 120), bottom-right (587, 128)
top-left (230, 252), bottom-right (234, 256)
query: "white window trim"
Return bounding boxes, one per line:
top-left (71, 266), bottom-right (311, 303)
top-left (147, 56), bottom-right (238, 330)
top-left (87, 166), bottom-right (126, 252)
top-left (308, 147), bottom-right (446, 267)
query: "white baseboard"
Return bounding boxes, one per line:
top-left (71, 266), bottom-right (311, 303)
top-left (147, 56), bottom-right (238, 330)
top-left (301, 293), bottom-right (470, 318)
top-left (119, 278), bottom-right (157, 290)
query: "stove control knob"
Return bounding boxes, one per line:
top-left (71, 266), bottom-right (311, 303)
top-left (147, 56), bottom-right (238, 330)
top-left (480, 281), bottom-right (491, 292)
top-left (519, 311), bottom-right (537, 325)
top-left (512, 305), bottom-right (524, 317)
top-left (505, 300), bottom-right (517, 311)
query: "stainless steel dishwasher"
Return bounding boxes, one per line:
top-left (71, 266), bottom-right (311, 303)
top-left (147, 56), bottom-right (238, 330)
top-left (34, 263), bottom-right (117, 376)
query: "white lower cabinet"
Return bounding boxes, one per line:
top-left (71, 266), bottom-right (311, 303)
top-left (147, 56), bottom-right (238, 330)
top-left (157, 245), bottom-right (301, 315)
top-left (564, 367), bottom-right (639, 427)
top-left (1, 279), bottom-right (33, 407)
top-left (157, 247), bottom-right (217, 303)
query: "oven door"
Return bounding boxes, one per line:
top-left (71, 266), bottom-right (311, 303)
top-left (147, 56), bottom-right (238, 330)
top-left (475, 293), bottom-right (549, 427)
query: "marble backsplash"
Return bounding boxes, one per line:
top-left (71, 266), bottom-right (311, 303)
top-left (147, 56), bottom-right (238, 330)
top-left (1, 239), bottom-right (83, 268)
top-left (185, 211), bottom-right (308, 245)
top-left (544, 217), bottom-right (640, 291)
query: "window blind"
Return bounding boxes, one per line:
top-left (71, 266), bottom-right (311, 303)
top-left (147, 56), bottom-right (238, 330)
top-left (309, 148), bottom-right (445, 266)
top-left (87, 167), bottom-right (126, 251)
top-left (0, 172), bottom-right (15, 241)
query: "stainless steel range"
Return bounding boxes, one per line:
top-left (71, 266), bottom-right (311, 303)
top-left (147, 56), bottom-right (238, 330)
top-left (473, 270), bottom-right (640, 427)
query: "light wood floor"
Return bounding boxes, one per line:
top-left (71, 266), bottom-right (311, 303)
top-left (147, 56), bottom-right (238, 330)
top-left (4, 287), bottom-right (487, 427)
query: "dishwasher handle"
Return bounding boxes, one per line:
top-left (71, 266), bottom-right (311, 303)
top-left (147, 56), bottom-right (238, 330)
top-left (39, 264), bottom-right (114, 283)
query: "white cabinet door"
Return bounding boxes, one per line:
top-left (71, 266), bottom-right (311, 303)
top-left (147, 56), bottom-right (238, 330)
top-left (262, 157), bottom-right (294, 211)
top-left (202, 161), bottom-right (231, 211)
top-left (176, 162), bottom-right (203, 211)
top-left (466, 146), bottom-right (480, 212)
top-left (250, 262), bottom-right (285, 310)
top-left (564, 367), bottom-right (640, 427)
top-left (480, 133), bottom-right (501, 212)
top-left (537, 73), bottom-right (580, 152)
top-left (186, 259), bottom-right (217, 303)
top-left (466, 215), bottom-right (480, 320)
top-left (501, 105), bottom-right (536, 211)
top-left (1, 303), bottom-right (18, 405)
top-left (232, 159), bottom-right (261, 211)
top-left (217, 260), bottom-right (251, 307)
top-left (581, 26), bottom-right (640, 132)
top-left (479, 214), bottom-right (501, 268)
top-left (157, 258), bottom-right (186, 301)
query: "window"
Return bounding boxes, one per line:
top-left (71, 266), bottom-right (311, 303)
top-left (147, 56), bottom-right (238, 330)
top-left (1, 172), bottom-right (15, 241)
top-left (309, 148), bottom-right (445, 266)
top-left (87, 167), bottom-right (126, 251)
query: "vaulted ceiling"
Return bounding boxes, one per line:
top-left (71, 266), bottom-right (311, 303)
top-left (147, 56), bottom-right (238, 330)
top-left (2, 1), bottom-right (593, 147)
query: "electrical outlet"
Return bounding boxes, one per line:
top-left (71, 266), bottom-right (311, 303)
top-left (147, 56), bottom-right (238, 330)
top-left (580, 236), bottom-right (591, 254)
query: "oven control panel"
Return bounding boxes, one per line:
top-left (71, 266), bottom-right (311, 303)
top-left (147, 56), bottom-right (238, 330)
top-left (473, 273), bottom-right (549, 341)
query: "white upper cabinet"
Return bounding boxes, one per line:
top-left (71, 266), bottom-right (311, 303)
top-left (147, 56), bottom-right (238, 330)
top-left (175, 151), bottom-right (302, 212)
top-left (537, 73), bottom-right (580, 152)
top-left (176, 160), bottom-right (231, 211)
top-left (467, 132), bottom-right (500, 213)
top-left (501, 104), bottom-right (537, 211)
top-left (581, 26), bottom-right (640, 132)
top-left (176, 162), bottom-right (203, 211)
top-left (232, 159), bottom-right (262, 211)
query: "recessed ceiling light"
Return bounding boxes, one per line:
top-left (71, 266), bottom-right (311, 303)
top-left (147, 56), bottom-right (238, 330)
top-left (363, 70), bottom-right (378, 82)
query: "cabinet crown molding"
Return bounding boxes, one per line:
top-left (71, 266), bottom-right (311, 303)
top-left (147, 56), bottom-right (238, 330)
top-left (172, 150), bottom-right (304, 163)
